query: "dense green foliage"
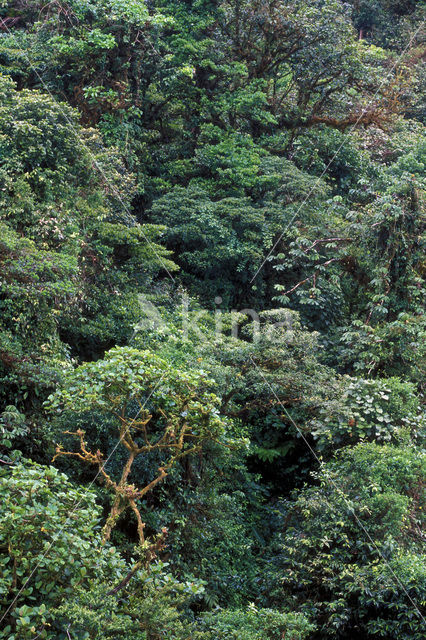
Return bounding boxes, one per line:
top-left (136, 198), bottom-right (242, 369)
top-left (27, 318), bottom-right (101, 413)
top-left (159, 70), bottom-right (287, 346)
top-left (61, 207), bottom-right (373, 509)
top-left (0, 0), bottom-right (424, 638)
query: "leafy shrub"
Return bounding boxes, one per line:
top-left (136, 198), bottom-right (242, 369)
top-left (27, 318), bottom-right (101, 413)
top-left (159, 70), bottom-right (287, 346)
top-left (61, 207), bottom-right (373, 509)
top-left (52, 560), bottom-right (206, 640)
top-left (0, 459), bottom-right (126, 639)
top-left (267, 442), bottom-right (426, 639)
top-left (309, 376), bottom-right (423, 453)
top-left (198, 606), bottom-right (314, 640)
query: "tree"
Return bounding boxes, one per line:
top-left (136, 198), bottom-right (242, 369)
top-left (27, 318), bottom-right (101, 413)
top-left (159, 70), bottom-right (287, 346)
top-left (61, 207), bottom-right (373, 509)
top-left (47, 347), bottom-right (227, 547)
top-left (0, 75), bottom-right (176, 415)
top-left (267, 442), bottom-right (426, 639)
top-left (0, 458), bottom-right (126, 639)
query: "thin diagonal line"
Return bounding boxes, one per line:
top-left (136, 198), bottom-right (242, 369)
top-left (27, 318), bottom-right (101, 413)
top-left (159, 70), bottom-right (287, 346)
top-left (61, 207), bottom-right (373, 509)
top-left (1, 26), bottom-right (176, 282)
top-left (0, 368), bottom-right (169, 626)
top-left (247, 354), bottom-right (425, 622)
top-left (250, 20), bottom-right (425, 283)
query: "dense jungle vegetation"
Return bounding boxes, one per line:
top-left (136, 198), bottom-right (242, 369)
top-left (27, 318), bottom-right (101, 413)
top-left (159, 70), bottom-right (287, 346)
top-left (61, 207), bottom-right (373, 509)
top-left (0, 1), bottom-right (425, 638)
